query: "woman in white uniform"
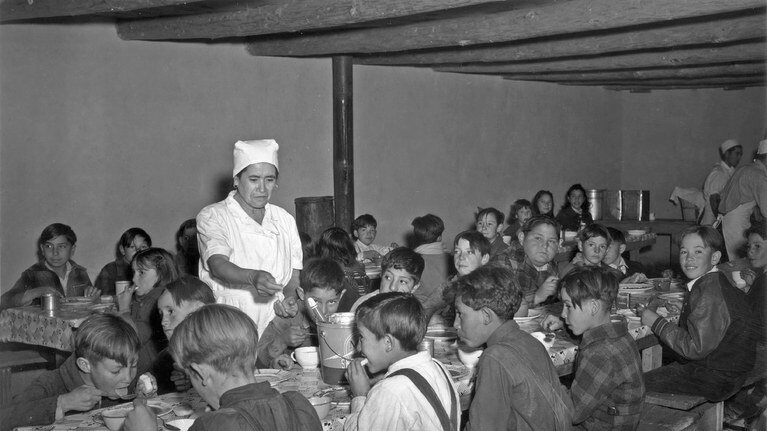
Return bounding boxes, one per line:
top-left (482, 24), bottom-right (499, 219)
top-left (196, 139), bottom-right (302, 335)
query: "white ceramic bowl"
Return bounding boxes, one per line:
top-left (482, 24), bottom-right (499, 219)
top-left (102, 407), bottom-right (133, 431)
top-left (308, 396), bottom-right (332, 419)
top-left (166, 419), bottom-right (196, 431)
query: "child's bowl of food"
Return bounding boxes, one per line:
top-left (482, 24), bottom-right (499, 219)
top-left (308, 396), bottom-right (332, 419)
top-left (102, 406), bottom-right (133, 431)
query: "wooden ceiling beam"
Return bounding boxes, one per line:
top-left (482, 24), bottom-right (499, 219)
top-left (607, 83), bottom-right (765, 91)
top-left (0, 0), bottom-right (220, 22)
top-left (499, 63), bottom-right (766, 82)
top-left (434, 41), bottom-right (766, 74)
top-left (355, 12), bottom-right (765, 66)
top-left (245, 0), bottom-right (765, 56)
top-left (556, 76), bottom-right (765, 87)
top-left (117, 0), bottom-right (516, 41)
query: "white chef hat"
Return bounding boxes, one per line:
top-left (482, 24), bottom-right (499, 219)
top-left (232, 139), bottom-right (279, 178)
top-left (720, 139), bottom-right (740, 154)
top-left (758, 139), bottom-right (767, 155)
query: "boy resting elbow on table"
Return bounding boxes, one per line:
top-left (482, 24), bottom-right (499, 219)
top-left (257, 258), bottom-right (359, 370)
top-left (344, 292), bottom-right (460, 431)
top-left (544, 267), bottom-right (645, 430)
top-left (1, 223), bottom-right (95, 310)
top-left (1, 314), bottom-right (155, 431)
top-left (639, 226), bottom-right (757, 402)
top-left (126, 304), bottom-right (322, 431)
top-left (447, 265), bottom-right (572, 431)
top-left (351, 247), bottom-right (425, 310)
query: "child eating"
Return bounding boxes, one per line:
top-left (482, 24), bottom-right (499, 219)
top-left (2, 223), bottom-right (94, 309)
top-left (567, 224), bottom-right (622, 281)
top-left (446, 266), bottom-right (572, 430)
top-left (640, 226), bottom-right (756, 402)
top-left (125, 304), bottom-right (322, 431)
top-left (258, 258), bottom-right (359, 369)
top-left (345, 292), bottom-right (460, 430)
top-left (352, 214), bottom-right (395, 261)
top-left (603, 227), bottom-right (644, 278)
top-left (4, 314), bottom-right (142, 430)
top-left (545, 267), bottom-right (645, 429)
top-left (94, 227), bottom-right (152, 295)
top-left (476, 207), bottom-right (509, 258)
top-left (352, 247), bottom-right (424, 310)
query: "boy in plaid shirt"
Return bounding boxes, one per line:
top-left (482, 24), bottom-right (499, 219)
top-left (544, 266), bottom-right (645, 430)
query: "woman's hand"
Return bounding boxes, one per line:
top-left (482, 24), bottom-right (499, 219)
top-left (346, 359), bottom-right (371, 398)
top-left (248, 270), bottom-right (283, 298)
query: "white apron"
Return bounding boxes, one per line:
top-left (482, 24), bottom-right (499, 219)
top-left (722, 201), bottom-right (756, 259)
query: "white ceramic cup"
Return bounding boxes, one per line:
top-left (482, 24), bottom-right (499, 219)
top-left (731, 271), bottom-right (747, 289)
top-left (115, 281), bottom-right (131, 296)
top-left (292, 346), bottom-right (320, 369)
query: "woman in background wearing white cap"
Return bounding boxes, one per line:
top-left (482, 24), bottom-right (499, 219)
top-left (718, 139), bottom-right (767, 259)
top-left (196, 139), bottom-right (302, 336)
top-left (701, 139), bottom-right (742, 226)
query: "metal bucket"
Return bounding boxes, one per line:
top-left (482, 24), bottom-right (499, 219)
top-left (621, 190), bottom-right (650, 221)
top-left (317, 316), bottom-right (357, 385)
top-left (586, 189), bottom-right (604, 221)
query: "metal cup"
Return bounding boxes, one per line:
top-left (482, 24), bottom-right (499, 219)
top-left (418, 338), bottom-right (435, 358)
top-left (41, 293), bottom-right (59, 313)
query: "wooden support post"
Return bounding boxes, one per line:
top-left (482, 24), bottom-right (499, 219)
top-left (333, 56), bottom-right (354, 231)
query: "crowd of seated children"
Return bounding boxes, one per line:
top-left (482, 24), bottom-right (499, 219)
top-left (494, 215), bottom-right (569, 310)
top-left (556, 184), bottom-right (594, 232)
top-left (640, 226), bottom-right (756, 402)
top-left (344, 292), bottom-right (460, 431)
top-left (152, 275), bottom-right (216, 394)
top-left (2, 223), bottom-right (95, 309)
top-left (125, 304), bottom-right (322, 431)
top-left (94, 227), bottom-right (151, 295)
top-left (475, 207), bottom-right (509, 259)
top-left (351, 214), bottom-right (396, 261)
top-left (502, 199), bottom-right (532, 262)
top-left (316, 227), bottom-right (371, 297)
top-left (258, 258), bottom-right (359, 370)
top-left (175, 219), bottom-right (200, 278)
top-left (532, 189), bottom-right (555, 218)
top-left (544, 267), bottom-right (645, 430)
top-left (411, 214), bottom-right (453, 305)
top-left (119, 247), bottom-right (180, 377)
top-left (446, 265), bottom-right (572, 430)
top-left (2, 314), bottom-right (149, 431)
top-left (352, 247), bottom-right (425, 312)
top-left (603, 227), bottom-right (645, 279)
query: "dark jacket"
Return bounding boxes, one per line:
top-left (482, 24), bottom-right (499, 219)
top-left (189, 382), bottom-right (321, 431)
top-left (1, 355), bottom-right (130, 431)
top-left (652, 271), bottom-right (756, 375)
top-left (130, 286), bottom-right (167, 377)
top-left (94, 259), bottom-right (131, 295)
top-left (1, 261), bottom-right (92, 309)
top-left (556, 206), bottom-right (594, 232)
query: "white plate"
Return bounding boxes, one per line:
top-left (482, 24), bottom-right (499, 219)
top-left (627, 230), bottom-right (646, 236)
top-left (619, 283), bottom-right (653, 290)
top-left (254, 369), bottom-right (290, 386)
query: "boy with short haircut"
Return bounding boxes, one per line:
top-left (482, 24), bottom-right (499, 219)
top-left (639, 226), bottom-right (756, 402)
top-left (453, 230), bottom-right (491, 277)
top-left (447, 265), bottom-right (572, 431)
top-left (126, 304), bottom-right (321, 431)
top-left (476, 207), bottom-right (509, 258)
top-left (566, 224), bottom-right (622, 280)
top-left (352, 247), bottom-right (425, 311)
top-left (345, 292), bottom-right (460, 431)
top-left (412, 214), bottom-right (453, 300)
top-left (2, 314), bottom-right (141, 431)
top-left (546, 267), bottom-right (645, 430)
top-left (2, 223), bottom-right (94, 309)
top-left (352, 214), bottom-right (395, 261)
top-left (602, 227), bottom-right (644, 278)
top-left (258, 258), bottom-right (359, 369)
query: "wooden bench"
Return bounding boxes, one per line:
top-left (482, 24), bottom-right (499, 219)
top-left (0, 347), bottom-right (51, 406)
top-left (638, 392), bottom-right (723, 431)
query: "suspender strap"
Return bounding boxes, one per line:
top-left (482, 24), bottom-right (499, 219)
top-left (389, 365), bottom-right (458, 431)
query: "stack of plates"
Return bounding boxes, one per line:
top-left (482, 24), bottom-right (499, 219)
top-left (618, 283), bottom-right (654, 293)
top-left (513, 308), bottom-right (543, 323)
top-left (627, 229), bottom-right (647, 237)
